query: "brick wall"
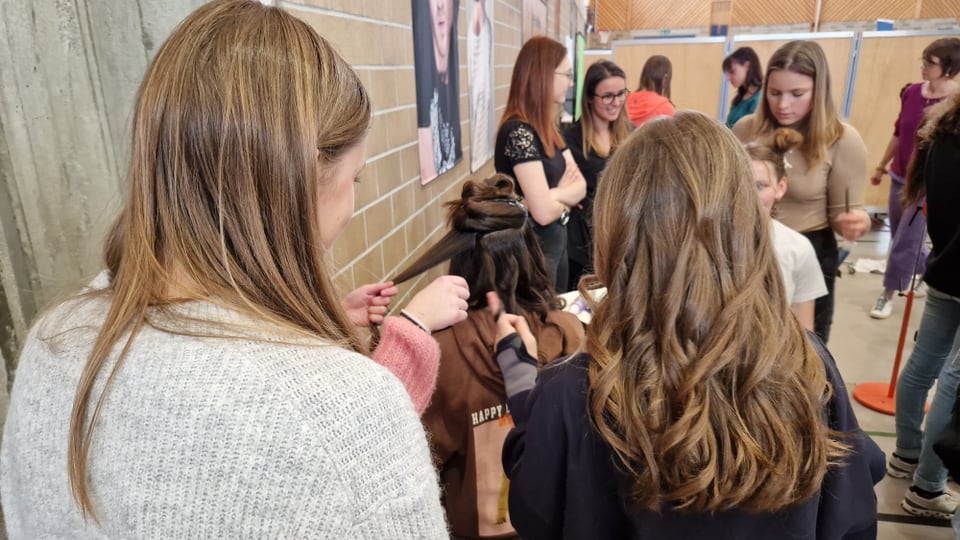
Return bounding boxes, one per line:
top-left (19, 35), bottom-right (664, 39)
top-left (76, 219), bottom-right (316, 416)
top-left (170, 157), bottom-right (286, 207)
top-left (283, 0), bottom-right (584, 306)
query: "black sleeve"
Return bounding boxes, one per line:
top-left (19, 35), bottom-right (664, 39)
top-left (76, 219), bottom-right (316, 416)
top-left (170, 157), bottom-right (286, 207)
top-left (501, 364), bottom-right (570, 540)
top-left (411, 0), bottom-right (434, 128)
top-left (500, 122), bottom-right (547, 167)
top-left (808, 333), bottom-right (882, 540)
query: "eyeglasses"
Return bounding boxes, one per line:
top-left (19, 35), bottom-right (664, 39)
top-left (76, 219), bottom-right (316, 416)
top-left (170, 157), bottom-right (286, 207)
top-left (593, 89), bottom-right (629, 105)
top-left (555, 71), bottom-right (573, 80)
top-left (922, 57), bottom-right (941, 68)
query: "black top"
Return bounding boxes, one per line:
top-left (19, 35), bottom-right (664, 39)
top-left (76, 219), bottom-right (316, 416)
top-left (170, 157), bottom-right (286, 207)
top-left (494, 120), bottom-right (566, 198)
top-left (922, 133), bottom-right (960, 298)
top-left (562, 122), bottom-right (610, 268)
top-left (502, 335), bottom-right (884, 540)
top-left (412, 1), bottom-right (462, 173)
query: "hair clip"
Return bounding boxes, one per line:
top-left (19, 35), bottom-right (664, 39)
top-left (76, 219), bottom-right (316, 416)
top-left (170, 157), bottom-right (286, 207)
top-left (783, 157), bottom-right (792, 170)
top-left (486, 197), bottom-right (528, 215)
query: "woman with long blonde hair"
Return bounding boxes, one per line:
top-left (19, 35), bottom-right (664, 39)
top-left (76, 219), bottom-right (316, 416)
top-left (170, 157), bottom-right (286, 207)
top-left (0, 0), bottom-right (467, 535)
top-left (733, 40), bottom-right (871, 343)
top-left (493, 112), bottom-right (882, 539)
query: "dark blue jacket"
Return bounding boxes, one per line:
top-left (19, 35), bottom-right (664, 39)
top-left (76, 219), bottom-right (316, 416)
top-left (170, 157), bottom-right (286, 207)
top-left (502, 335), bottom-right (883, 540)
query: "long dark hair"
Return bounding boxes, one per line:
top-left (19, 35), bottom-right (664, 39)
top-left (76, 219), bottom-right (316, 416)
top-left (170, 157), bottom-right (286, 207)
top-left (637, 55), bottom-right (671, 99)
top-left (723, 47), bottom-right (763, 106)
top-left (394, 174), bottom-right (560, 323)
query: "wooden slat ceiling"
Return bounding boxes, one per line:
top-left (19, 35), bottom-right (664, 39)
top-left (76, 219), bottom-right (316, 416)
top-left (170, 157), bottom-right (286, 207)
top-left (629, 0), bottom-right (710, 29)
top-left (595, 0), bottom-right (629, 30)
top-left (919, 0), bottom-right (960, 19)
top-left (821, 0), bottom-right (918, 22)
top-left (593, 0), bottom-right (955, 31)
top-left (731, 0), bottom-right (817, 26)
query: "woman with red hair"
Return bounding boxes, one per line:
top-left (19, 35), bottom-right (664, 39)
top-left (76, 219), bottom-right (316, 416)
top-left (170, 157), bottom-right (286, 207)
top-left (495, 36), bottom-right (586, 291)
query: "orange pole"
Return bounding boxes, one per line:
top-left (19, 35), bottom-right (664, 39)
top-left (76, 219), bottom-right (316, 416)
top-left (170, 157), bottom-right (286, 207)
top-left (887, 289), bottom-right (915, 398)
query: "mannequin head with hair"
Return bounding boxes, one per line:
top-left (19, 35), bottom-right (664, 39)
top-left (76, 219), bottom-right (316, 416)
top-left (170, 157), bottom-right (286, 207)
top-left (395, 174), bottom-right (560, 322)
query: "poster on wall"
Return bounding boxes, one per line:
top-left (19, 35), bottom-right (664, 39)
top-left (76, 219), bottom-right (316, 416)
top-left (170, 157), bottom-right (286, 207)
top-left (521, 0), bottom-right (547, 43)
top-left (412, 0), bottom-right (463, 184)
top-left (467, 0), bottom-right (494, 172)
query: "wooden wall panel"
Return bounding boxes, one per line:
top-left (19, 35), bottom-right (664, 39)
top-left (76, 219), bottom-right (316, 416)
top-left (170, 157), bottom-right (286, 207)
top-left (595, 0), bottom-right (628, 31)
top-left (584, 51), bottom-right (614, 64)
top-left (732, 36), bottom-right (852, 108)
top-left (731, 0), bottom-right (816, 26)
top-left (628, 0), bottom-right (711, 29)
top-left (919, 0), bottom-right (960, 19)
top-left (596, 0), bottom-right (952, 31)
top-left (614, 40), bottom-right (726, 118)
top-left (821, 0), bottom-right (918, 22)
top-left (848, 34), bottom-right (955, 208)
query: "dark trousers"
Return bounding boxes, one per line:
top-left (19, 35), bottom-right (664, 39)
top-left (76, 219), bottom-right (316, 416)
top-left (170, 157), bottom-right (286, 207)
top-left (532, 220), bottom-right (568, 293)
top-left (802, 228), bottom-right (839, 343)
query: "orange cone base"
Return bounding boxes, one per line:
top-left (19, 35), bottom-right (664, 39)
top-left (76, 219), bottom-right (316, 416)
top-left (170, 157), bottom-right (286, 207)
top-left (853, 382), bottom-right (896, 416)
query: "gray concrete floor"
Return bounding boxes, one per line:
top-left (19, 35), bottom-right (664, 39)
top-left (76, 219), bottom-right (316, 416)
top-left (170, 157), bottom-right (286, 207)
top-left (830, 224), bottom-right (955, 539)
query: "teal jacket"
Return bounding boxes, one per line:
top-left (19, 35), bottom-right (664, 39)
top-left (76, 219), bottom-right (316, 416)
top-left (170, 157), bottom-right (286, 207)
top-left (726, 90), bottom-right (761, 128)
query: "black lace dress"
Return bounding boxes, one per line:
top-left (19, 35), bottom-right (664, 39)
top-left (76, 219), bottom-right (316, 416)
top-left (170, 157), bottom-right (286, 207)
top-left (494, 119), bottom-right (569, 291)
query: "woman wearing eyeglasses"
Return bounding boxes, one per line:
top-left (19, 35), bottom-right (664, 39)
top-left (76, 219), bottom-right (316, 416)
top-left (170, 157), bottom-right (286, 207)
top-left (561, 60), bottom-right (632, 291)
top-left (495, 36), bottom-right (587, 291)
top-left (867, 37), bottom-right (960, 321)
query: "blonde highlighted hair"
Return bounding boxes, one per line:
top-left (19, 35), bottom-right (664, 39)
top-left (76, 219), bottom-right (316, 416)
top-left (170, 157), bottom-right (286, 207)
top-left (67, 0), bottom-right (371, 520)
top-left (586, 111), bottom-right (846, 513)
top-left (753, 40), bottom-right (843, 166)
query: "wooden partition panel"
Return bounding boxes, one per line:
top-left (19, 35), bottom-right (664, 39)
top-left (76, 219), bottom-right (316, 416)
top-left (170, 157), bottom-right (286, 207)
top-left (613, 38), bottom-right (727, 118)
top-left (849, 32), bottom-right (957, 208)
top-left (732, 34), bottom-right (853, 109)
top-left (584, 51), bottom-right (614, 64)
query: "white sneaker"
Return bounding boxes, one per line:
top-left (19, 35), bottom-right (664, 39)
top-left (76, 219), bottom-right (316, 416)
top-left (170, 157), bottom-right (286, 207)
top-left (870, 295), bottom-right (893, 319)
top-left (902, 487), bottom-right (958, 521)
top-left (911, 281), bottom-right (927, 298)
top-left (887, 453), bottom-right (919, 479)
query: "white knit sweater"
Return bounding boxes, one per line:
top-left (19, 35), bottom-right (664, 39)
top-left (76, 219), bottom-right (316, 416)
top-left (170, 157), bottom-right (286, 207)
top-left (1, 292), bottom-right (448, 538)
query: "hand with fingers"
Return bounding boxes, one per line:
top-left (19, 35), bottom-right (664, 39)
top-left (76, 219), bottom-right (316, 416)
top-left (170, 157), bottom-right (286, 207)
top-left (403, 276), bottom-right (471, 333)
top-left (343, 282), bottom-right (398, 328)
top-left (487, 292), bottom-right (539, 398)
top-left (835, 209), bottom-right (871, 242)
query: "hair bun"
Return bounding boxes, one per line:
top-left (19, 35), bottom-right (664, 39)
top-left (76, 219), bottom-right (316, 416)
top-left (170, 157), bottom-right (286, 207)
top-left (447, 174), bottom-right (527, 234)
top-left (772, 128), bottom-right (803, 154)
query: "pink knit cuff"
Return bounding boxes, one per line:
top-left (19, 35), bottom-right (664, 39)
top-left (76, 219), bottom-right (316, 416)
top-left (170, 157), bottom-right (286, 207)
top-left (371, 317), bottom-right (441, 414)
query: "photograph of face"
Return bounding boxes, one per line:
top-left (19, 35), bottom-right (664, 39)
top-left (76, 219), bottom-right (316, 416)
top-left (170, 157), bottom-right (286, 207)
top-left (413, 0), bottom-right (463, 184)
top-left (467, 0), bottom-right (495, 172)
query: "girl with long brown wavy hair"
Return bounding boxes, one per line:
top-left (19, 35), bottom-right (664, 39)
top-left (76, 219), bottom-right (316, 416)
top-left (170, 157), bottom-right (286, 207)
top-left (495, 36), bottom-right (586, 291)
top-left (0, 0), bottom-right (468, 535)
top-left (493, 112), bottom-right (883, 539)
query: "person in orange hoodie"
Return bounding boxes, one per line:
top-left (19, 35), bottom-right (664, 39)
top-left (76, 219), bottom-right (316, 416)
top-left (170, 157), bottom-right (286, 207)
top-left (626, 55), bottom-right (675, 127)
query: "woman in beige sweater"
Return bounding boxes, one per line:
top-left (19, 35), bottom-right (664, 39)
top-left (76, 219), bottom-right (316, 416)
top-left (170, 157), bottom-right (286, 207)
top-left (733, 40), bottom-right (870, 343)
